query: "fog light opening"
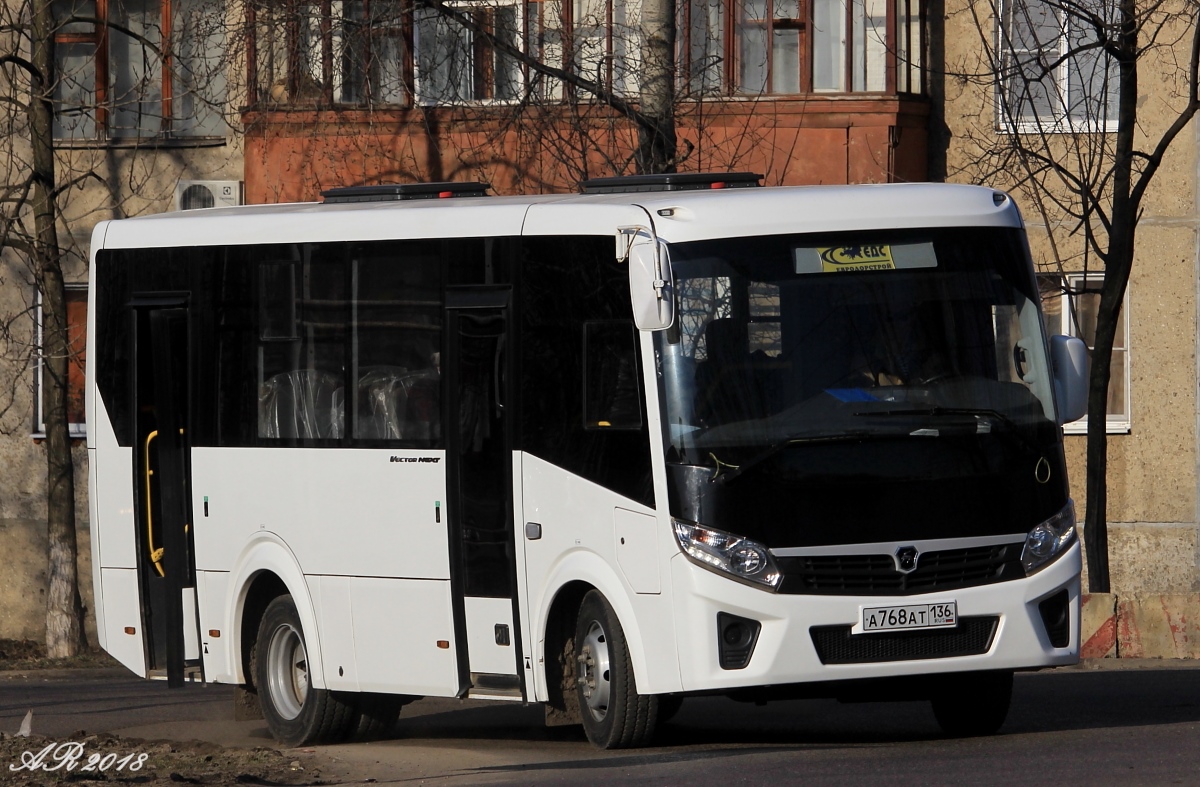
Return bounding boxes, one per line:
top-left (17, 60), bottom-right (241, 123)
top-left (1037, 589), bottom-right (1071, 648)
top-left (717, 612), bottom-right (761, 670)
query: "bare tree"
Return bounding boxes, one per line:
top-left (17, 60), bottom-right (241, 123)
top-left (946, 0), bottom-right (1200, 590)
top-left (0, 0), bottom-right (237, 655)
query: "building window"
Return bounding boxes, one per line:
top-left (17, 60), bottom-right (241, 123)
top-left (36, 286), bottom-right (88, 438)
top-left (254, 0), bottom-right (412, 105)
top-left (53, 0), bottom-right (229, 140)
top-left (574, 0), bottom-right (642, 95)
top-left (251, 0), bottom-right (924, 107)
top-left (680, 0), bottom-right (923, 96)
top-left (996, 0), bottom-right (1118, 132)
top-left (1040, 273), bottom-right (1129, 433)
top-left (415, 0), bottom-right (523, 102)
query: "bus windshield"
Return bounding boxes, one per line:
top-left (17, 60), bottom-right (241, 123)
top-left (655, 226), bottom-right (1057, 466)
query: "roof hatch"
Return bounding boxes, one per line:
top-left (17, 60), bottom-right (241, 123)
top-left (579, 172), bottom-right (763, 194)
top-left (321, 182), bottom-right (491, 203)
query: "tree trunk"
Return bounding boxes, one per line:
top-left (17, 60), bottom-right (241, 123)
top-left (31, 0), bottom-right (86, 657)
top-left (1082, 0), bottom-right (1139, 594)
top-left (637, 0), bottom-right (676, 173)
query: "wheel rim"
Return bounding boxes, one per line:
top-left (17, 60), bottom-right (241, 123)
top-left (578, 619), bottom-right (612, 722)
top-left (266, 623), bottom-right (308, 721)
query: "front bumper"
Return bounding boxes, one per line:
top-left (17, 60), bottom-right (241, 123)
top-left (670, 539), bottom-right (1082, 692)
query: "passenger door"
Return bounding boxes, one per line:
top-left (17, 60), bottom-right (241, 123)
top-left (132, 302), bottom-right (202, 686)
top-left (444, 288), bottom-right (523, 698)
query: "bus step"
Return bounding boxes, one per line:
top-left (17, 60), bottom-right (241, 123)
top-left (147, 664), bottom-right (204, 682)
top-left (466, 688), bottom-right (524, 702)
top-left (467, 672), bottom-right (523, 701)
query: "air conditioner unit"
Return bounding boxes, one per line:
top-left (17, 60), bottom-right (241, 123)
top-left (175, 180), bottom-right (243, 211)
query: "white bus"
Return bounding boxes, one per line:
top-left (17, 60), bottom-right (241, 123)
top-left (86, 174), bottom-right (1089, 749)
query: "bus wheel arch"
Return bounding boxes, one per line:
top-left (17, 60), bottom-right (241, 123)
top-left (541, 581), bottom-right (591, 727)
top-left (228, 537), bottom-right (327, 691)
top-left (239, 570), bottom-right (289, 694)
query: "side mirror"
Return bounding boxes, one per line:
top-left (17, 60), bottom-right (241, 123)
top-left (627, 231), bottom-right (674, 331)
top-left (1050, 335), bottom-right (1088, 425)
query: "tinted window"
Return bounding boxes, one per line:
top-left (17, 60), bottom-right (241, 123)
top-left (519, 236), bottom-right (653, 506)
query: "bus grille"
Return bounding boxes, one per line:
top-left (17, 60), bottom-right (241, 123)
top-left (775, 542), bottom-right (1025, 596)
top-left (810, 616), bottom-right (999, 665)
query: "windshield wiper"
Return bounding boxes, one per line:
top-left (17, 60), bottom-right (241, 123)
top-left (852, 406), bottom-right (1041, 455)
top-left (712, 431), bottom-right (871, 486)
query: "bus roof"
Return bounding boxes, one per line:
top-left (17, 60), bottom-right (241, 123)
top-left (94, 182), bottom-right (1022, 251)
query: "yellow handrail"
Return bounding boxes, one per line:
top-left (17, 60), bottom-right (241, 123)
top-left (143, 430), bottom-right (165, 577)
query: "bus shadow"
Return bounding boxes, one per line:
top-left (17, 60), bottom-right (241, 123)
top-left (386, 667), bottom-right (1200, 749)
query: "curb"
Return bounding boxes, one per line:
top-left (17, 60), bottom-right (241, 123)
top-left (1116, 595), bottom-right (1200, 659)
top-left (1080, 593), bottom-right (1117, 658)
top-left (1081, 593), bottom-right (1200, 659)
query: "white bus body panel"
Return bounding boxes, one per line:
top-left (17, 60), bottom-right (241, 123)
top-left (669, 541), bottom-right (1082, 691)
top-left (89, 402), bottom-right (137, 570)
top-left (521, 202), bottom-right (654, 238)
top-left (189, 448), bottom-right (448, 579)
top-left (94, 184), bottom-right (1021, 253)
top-left (520, 453), bottom-right (682, 698)
top-left (182, 589), bottom-right (200, 661)
top-left (464, 596), bottom-right (518, 676)
top-left (87, 392), bottom-right (145, 676)
top-left (100, 199), bottom-right (540, 249)
top-left (311, 575), bottom-right (359, 691)
top-left (197, 570), bottom-right (232, 681)
top-left (99, 568), bottom-right (147, 675)
top-left (614, 508), bottom-right (660, 594)
top-left (351, 577), bottom-right (459, 695)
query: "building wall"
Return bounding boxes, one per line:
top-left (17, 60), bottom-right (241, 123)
top-left (0, 142), bottom-right (243, 643)
top-left (242, 98), bottom-right (929, 203)
top-left (941, 0), bottom-right (1200, 593)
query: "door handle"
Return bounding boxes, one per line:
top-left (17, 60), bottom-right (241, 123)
top-left (525, 522), bottom-right (542, 540)
top-left (494, 334), bottom-right (506, 414)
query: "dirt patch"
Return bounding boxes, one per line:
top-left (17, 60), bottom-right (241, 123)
top-left (0, 640), bottom-right (119, 672)
top-left (0, 733), bottom-right (323, 785)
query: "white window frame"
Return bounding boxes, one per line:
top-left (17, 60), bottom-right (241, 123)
top-left (995, 0), bottom-right (1118, 134)
top-left (413, 0), bottom-right (527, 106)
top-left (34, 284), bottom-right (88, 439)
top-left (1054, 272), bottom-right (1130, 434)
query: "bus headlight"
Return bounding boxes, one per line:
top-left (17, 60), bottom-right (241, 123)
top-left (673, 519), bottom-right (782, 590)
top-left (1021, 501), bottom-right (1077, 575)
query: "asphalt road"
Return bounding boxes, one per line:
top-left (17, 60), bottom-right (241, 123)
top-left (2, 661), bottom-right (1200, 785)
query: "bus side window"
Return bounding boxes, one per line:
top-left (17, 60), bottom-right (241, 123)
top-left (583, 320), bottom-right (643, 430)
top-left (256, 251), bottom-right (347, 441)
top-left (352, 244), bottom-right (443, 445)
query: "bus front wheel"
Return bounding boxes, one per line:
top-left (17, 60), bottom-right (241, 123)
top-left (930, 670), bottom-right (1013, 737)
top-left (574, 590), bottom-right (658, 748)
top-left (255, 594), bottom-right (357, 746)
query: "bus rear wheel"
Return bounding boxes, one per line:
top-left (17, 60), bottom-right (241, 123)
top-left (256, 594), bottom-right (357, 746)
top-left (574, 590), bottom-right (658, 749)
top-left (353, 693), bottom-right (410, 740)
top-left (930, 670), bottom-right (1013, 737)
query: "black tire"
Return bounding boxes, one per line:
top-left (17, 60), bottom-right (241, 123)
top-left (930, 670), bottom-right (1013, 737)
top-left (352, 693), bottom-right (410, 740)
top-left (574, 590), bottom-right (659, 749)
top-left (255, 594), bottom-right (358, 746)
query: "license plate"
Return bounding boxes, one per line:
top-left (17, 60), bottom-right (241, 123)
top-left (857, 601), bottom-right (958, 634)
